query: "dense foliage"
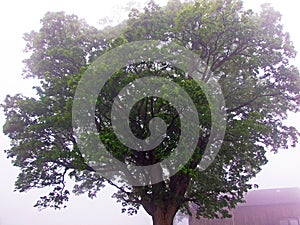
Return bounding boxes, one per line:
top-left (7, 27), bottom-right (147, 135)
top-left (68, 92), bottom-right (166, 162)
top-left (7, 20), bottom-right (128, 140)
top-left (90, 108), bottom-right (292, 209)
top-left (2, 0), bottom-right (300, 224)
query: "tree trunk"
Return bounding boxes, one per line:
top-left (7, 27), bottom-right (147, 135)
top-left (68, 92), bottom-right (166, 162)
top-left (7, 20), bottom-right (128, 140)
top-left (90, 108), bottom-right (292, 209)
top-left (152, 205), bottom-right (178, 225)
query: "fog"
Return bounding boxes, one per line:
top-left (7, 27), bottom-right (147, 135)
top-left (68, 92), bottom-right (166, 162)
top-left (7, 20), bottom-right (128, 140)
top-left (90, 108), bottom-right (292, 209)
top-left (0, 0), bottom-right (299, 224)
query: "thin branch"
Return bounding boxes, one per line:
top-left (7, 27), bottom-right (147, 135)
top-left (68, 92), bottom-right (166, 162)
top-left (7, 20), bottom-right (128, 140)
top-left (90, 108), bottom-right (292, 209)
top-left (226, 92), bottom-right (282, 113)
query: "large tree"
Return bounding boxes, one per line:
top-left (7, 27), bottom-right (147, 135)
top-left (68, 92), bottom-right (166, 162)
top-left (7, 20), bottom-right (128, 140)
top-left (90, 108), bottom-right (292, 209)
top-left (2, 1), bottom-right (300, 225)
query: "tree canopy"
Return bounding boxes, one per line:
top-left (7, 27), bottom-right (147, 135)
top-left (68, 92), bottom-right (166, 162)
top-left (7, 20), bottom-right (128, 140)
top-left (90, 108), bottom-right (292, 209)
top-left (2, 1), bottom-right (300, 225)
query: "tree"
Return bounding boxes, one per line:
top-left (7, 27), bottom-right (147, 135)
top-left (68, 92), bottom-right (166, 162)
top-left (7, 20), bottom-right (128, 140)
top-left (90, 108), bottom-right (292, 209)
top-left (2, 1), bottom-right (300, 225)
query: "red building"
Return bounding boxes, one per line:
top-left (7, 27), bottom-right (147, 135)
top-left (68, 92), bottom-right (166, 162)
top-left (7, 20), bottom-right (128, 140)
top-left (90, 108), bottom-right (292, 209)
top-left (189, 187), bottom-right (300, 225)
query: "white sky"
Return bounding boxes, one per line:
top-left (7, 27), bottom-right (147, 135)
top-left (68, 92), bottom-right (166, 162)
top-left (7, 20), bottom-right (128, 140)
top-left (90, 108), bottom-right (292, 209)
top-left (0, 0), bottom-right (299, 225)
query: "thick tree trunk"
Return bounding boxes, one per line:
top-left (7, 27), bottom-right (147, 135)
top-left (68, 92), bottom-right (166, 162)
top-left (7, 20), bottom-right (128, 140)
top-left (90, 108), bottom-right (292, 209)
top-left (141, 171), bottom-right (190, 225)
top-left (152, 205), bottom-right (178, 225)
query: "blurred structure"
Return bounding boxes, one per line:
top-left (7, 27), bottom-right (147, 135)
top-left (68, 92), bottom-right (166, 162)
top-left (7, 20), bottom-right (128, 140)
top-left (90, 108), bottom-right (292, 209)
top-left (189, 187), bottom-right (300, 225)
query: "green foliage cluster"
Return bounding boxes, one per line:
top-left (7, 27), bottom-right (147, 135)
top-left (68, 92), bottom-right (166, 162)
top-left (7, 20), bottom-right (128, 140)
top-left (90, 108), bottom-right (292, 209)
top-left (2, 0), bottom-right (300, 224)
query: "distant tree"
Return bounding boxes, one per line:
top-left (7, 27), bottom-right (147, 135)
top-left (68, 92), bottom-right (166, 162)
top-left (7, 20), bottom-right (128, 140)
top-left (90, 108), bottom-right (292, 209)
top-left (2, 1), bottom-right (300, 225)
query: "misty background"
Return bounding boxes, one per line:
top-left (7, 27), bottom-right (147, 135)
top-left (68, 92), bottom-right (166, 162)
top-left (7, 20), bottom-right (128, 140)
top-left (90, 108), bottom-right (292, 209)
top-left (0, 0), bottom-right (299, 224)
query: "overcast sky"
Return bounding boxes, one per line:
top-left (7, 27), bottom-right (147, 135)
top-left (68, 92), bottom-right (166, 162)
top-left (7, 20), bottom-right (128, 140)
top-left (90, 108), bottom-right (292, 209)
top-left (0, 1), bottom-right (299, 225)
